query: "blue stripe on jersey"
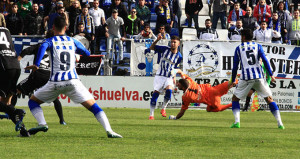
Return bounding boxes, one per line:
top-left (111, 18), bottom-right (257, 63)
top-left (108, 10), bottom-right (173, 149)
top-left (60, 36), bottom-right (65, 41)
top-left (260, 66), bottom-right (265, 78)
top-left (67, 36), bottom-right (71, 41)
top-left (68, 71), bottom-right (72, 79)
top-left (61, 72), bottom-right (66, 81)
top-left (246, 68), bottom-right (250, 80)
top-left (54, 36), bottom-right (58, 41)
top-left (63, 46), bottom-right (67, 50)
top-left (251, 68), bottom-right (256, 79)
top-left (69, 46), bottom-right (72, 50)
top-left (54, 73), bottom-right (59, 81)
top-left (73, 68), bottom-right (78, 79)
top-left (56, 46), bottom-right (60, 49)
top-left (256, 67), bottom-right (261, 78)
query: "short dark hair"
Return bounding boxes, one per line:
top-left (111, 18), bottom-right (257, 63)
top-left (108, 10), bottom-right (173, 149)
top-left (144, 23), bottom-right (150, 27)
top-left (205, 19), bottom-right (211, 23)
top-left (236, 19), bottom-right (242, 23)
top-left (241, 28), bottom-right (253, 41)
top-left (54, 16), bottom-right (66, 31)
top-left (179, 79), bottom-right (189, 89)
top-left (45, 29), bottom-right (54, 38)
top-left (171, 35), bottom-right (180, 41)
top-left (234, 2), bottom-right (240, 5)
top-left (78, 22), bottom-right (84, 26)
top-left (56, 6), bottom-right (65, 11)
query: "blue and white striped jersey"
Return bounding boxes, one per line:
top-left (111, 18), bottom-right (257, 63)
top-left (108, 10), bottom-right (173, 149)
top-left (155, 45), bottom-right (182, 77)
top-left (231, 41), bottom-right (273, 82)
top-left (35, 35), bottom-right (90, 82)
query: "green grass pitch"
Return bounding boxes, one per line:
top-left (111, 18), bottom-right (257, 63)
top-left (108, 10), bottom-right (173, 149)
top-left (0, 107), bottom-right (299, 158)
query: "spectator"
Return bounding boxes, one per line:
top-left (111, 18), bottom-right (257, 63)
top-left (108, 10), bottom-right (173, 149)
top-left (24, 3), bottom-right (44, 35)
top-left (49, 0), bottom-right (64, 15)
top-left (125, 8), bottom-right (141, 38)
top-left (74, 5), bottom-right (95, 52)
top-left (155, 0), bottom-right (173, 34)
top-left (185, 0), bottom-right (203, 31)
top-left (229, 0), bottom-right (246, 11)
top-left (0, 0), bottom-right (12, 17)
top-left (199, 19), bottom-right (219, 40)
top-left (292, 0), bottom-right (298, 11)
top-left (136, 23), bottom-right (157, 39)
top-left (105, 9), bottom-right (125, 63)
top-left (44, 6), bottom-right (69, 31)
top-left (17, 0), bottom-right (32, 18)
top-left (228, 19), bottom-right (243, 40)
top-left (253, 21), bottom-right (281, 43)
top-left (277, 1), bottom-right (292, 44)
top-left (170, 0), bottom-right (180, 28)
top-left (6, 3), bottom-right (23, 35)
top-left (157, 24), bottom-right (170, 39)
top-left (228, 2), bottom-right (246, 26)
top-left (0, 13), bottom-right (5, 28)
top-left (99, 0), bottom-right (112, 16)
top-left (67, 0), bottom-right (81, 36)
top-left (43, 0), bottom-right (57, 16)
top-left (108, 0), bottom-right (128, 21)
top-left (242, 6), bottom-right (259, 31)
top-left (253, 0), bottom-right (272, 25)
top-left (268, 12), bottom-right (282, 44)
top-left (75, 22), bottom-right (92, 41)
top-left (286, 9), bottom-right (300, 46)
top-left (145, 0), bottom-right (155, 10)
top-left (211, 0), bottom-right (228, 29)
top-left (89, 0), bottom-right (106, 54)
top-left (136, 0), bottom-right (151, 29)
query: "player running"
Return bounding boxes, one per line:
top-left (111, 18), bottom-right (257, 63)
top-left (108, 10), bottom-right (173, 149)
top-left (168, 69), bottom-right (235, 120)
top-left (228, 28), bottom-right (284, 129)
top-left (148, 35), bottom-right (182, 120)
top-left (26, 17), bottom-right (122, 138)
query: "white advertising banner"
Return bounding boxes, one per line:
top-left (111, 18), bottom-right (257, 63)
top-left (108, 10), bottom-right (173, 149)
top-left (183, 41), bottom-right (300, 79)
top-left (15, 75), bottom-right (300, 111)
top-left (130, 40), bottom-right (169, 76)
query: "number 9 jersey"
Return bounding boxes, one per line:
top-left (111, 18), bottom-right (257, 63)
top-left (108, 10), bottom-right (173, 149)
top-left (35, 36), bottom-right (90, 82)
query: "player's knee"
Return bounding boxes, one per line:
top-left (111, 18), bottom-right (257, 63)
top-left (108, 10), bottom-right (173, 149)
top-left (164, 89), bottom-right (172, 101)
top-left (150, 91), bottom-right (160, 106)
top-left (28, 99), bottom-right (41, 111)
top-left (232, 95), bottom-right (240, 102)
top-left (88, 103), bottom-right (103, 115)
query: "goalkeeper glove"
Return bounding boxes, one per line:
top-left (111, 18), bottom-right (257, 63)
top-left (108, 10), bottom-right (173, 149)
top-left (169, 115), bottom-right (176, 120)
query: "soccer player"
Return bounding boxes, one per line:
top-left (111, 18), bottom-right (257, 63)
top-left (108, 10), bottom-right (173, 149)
top-left (228, 28), bottom-right (284, 129)
top-left (168, 69), bottom-right (235, 120)
top-left (25, 16), bottom-right (122, 138)
top-left (16, 30), bottom-right (66, 125)
top-left (149, 35), bottom-right (182, 120)
top-left (0, 27), bottom-right (29, 137)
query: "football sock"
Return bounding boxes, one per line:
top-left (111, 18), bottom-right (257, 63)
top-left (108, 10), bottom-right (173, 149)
top-left (232, 101), bottom-right (240, 124)
top-left (150, 92), bottom-right (159, 116)
top-left (162, 89), bottom-right (172, 109)
top-left (269, 102), bottom-right (283, 126)
top-left (28, 99), bottom-right (47, 125)
top-left (53, 98), bottom-right (64, 123)
top-left (89, 103), bottom-right (112, 132)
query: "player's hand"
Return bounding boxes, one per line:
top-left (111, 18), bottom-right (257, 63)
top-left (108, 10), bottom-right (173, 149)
top-left (169, 115), bottom-right (176, 120)
top-left (25, 65), bottom-right (39, 72)
top-left (271, 76), bottom-right (276, 83)
top-left (157, 34), bottom-right (162, 41)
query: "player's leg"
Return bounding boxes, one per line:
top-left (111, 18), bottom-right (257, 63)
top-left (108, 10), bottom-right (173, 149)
top-left (231, 80), bottom-right (254, 128)
top-left (160, 77), bottom-right (175, 117)
top-left (53, 98), bottom-right (66, 125)
top-left (27, 82), bottom-right (59, 135)
top-left (254, 79), bottom-right (284, 129)
top-left (67, 79), bottom-right (122, 138)
top-left (242, 89), bottom-right (255, 112)
top-left (149, 76), bottom-right (164, 119)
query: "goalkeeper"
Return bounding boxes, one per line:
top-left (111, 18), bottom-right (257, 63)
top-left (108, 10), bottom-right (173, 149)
top-left (169, 69), bottom-right (236, 120)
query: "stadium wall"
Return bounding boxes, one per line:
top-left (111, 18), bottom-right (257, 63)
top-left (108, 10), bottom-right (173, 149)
top-left (15, 75), bottom-right (300, 111)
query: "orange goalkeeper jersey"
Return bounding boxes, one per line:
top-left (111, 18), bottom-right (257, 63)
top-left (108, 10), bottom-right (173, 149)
top-left (181, 74), bottom-right (211, 110)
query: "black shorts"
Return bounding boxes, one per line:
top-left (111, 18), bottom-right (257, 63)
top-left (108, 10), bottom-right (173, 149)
top-left (0, 69), bottom-right (21, 98)
top-left (17, 69), bottom-right (50, 95)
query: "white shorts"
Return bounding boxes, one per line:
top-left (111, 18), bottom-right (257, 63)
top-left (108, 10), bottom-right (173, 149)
top-left (34, 79), bottom-right (93, 103)
top-left (153, 76), bottom-right (174, 93)
top-left (234, 78), bottom-right (272, 100)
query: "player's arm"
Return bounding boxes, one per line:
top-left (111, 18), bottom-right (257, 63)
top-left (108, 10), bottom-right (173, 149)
top-left (170, 109), bottom-right (186, 120)
top-left (18, 44), bottom-right (40, 61)
top-left (229, 47), bottom-right (240, 85)
top-left (258, 44), bottom-right (275, 82)
top-left (73, 38), bottom-right (91, 56)
top-left (149, 34), bottom-right (162, 50)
